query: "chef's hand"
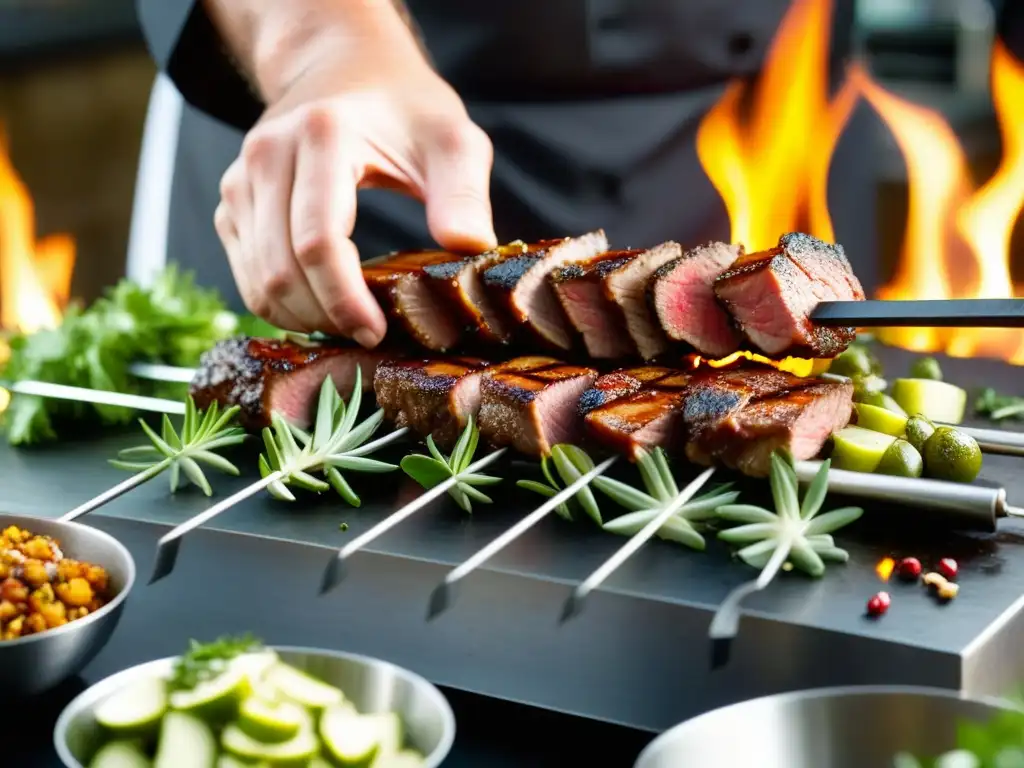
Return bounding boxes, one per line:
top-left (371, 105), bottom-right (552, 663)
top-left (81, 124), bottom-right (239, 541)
top-left (207, 0), bottom-right (497, 347)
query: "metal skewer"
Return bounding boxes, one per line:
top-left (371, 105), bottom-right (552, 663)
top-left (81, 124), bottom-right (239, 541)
top-left (150, 426), bottom-right (410, 584)
top-left (559, 466), bottom-right (717, 623)
top-left (127, 362), bottom-right (196, 384)
top-left (426, 456), bottom-right (619, 620)
top-left (813, 298), bottom-right (1024, 327)
top-left (318, 448), bottom-right (509, 594)
top-left (946, 423), bottom-right (1024, 457)
top-left (61, 471), bottom-right (163, 522)
top-left (0, 379), bottom-right (185, 415)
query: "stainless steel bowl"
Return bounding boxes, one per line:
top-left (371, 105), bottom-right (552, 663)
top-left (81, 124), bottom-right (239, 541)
top-left (55, 646), bottom-right (456, 768)
top-left (636, 686), bottom-right (1021, 767)
top-left (0, 513), bottom-right (135, 696)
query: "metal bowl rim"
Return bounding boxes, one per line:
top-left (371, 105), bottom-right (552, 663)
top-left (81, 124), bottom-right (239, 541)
top-left (0, 513), bottom-right (136, 650)
top-left (53, 644), bottom-right (456, 768)
top-left (636, 684), bottom-right (1024, 764)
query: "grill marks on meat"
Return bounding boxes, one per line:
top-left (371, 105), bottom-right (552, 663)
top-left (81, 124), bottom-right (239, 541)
top-left (584, 370), bottom-right (692, 459)
top-left (477, 357), bottom-right (598, 456)
top-left (422, 256), bottom-right (513, 345)
top-left (190, 337), bottom-right (385, 432)
top-left (649, 242), bottom-right (744, 358)
top-left (478, 231), bottom-right (609, 350)
top-left (603, 241), bottom-right (683, 360)
top-left (362, 250), bottom-right (467, 352)
top-left (373, 357), bottom-right (489, 450)
top-left (714, 233), bottom-right (865, 358)
top-left (577, 366), bottom-right (676, 415)
top-left (551, 250), bottom-right (640, 358)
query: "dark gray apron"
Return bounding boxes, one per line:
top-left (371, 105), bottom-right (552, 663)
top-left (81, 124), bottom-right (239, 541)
top-left (166, 0), bottom-right (866, 312)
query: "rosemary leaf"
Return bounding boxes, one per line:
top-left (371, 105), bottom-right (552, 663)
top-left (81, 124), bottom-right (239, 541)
top-left (804, 506), bottom-right (864, 536)
top-left (635, 449), bottom-right (670, 503)
top-left (591, 476), bottom-right (658, 511)
top-left (800, 458), bottom-right (831, 519)
top-left (515, 479), bottom-right (557, 498)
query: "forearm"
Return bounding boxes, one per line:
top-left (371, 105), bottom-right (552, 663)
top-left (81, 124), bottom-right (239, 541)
top-left (203, 0), bottom-right (427, 105)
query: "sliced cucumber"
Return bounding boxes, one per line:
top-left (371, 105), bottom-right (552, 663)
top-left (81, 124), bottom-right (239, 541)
top-left (320, 708), bottom-right (384, 767)
top-left (94, 676), bottom-right (167, 736)
top-left (153, 711), bottom-right (217, 768)
top-left (169, 667), bottom-right (249, 723)
top-left (217, 757), bottom-right (269, 768)
top-left (237, 695), bottom-right (305, 744)
top-left (265, 662), bottom-right (346, 709)
top-left (831, 426), bottom-right (897, 474)
top-left (221, 723), bottom-right (318, 767)
top-left (854, 403), bottom-right (908, 437)
top-left (88, 740), bottom-right (151, 768)
top-left (373, 749), bottom-right (427, 768)
top-left (891, 378), bottom-right (967, 424)
top-left (230, 651), bottom-right (280, 685)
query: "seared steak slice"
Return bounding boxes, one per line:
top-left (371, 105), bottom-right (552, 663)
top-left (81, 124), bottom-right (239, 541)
top-left (682, 368), bottom-right (806, 467)
top-left (649, 242), bottom-right (744, 358)
top-left (551, 250), bottom-right (640, 358)
top-left (577, 366), bottom-right (676, 415)
top-left (706, 378), bottom-right (854, 477)
top-left (584, 371), bottom-right (692, 459)
top-left (190, 337), bottom-right (386, 432)
top-left (362, 250), bottom-right (466, 352)
top-left (422, 254), bottom-right (513, 345)
top-left (373, 357), bottom-right (489, 449)
top-left (479, 231), bottom-right (609, 350)
top-left (714, 233), bottom-right (865, 358)
top-left (603, 242), bottom-right (683, 360)
top-left (477, 356), bottom-right (598, 456)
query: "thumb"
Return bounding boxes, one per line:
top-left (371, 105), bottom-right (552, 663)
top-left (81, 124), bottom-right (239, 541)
top-left (422, 122), bottom-right (497, 252)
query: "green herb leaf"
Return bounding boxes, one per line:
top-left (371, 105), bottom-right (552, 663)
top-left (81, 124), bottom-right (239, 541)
top-left (518, 444), bottom-right (605, 522)
top-left (169, 633), bottom-right (262, 692)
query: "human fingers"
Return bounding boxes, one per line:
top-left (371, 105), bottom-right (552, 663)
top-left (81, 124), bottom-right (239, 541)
top-left (289, 107), bottom-right (388, 346)
top-left (421, 120), bottom-right (497, 253)
top-left (218, 158), bottom-right (306, 331)
top-left (241, 124), bottom-right (334, 333)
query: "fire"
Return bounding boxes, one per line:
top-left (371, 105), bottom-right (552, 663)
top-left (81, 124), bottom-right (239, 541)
top-left (698, 0), bottom-right (1024, 365)
top-left (687, 351), bottom-right (831, 378)
top-left (0, 129), bottom-right (76, 411)
top-left (875, 557), bottom-right (895, 583)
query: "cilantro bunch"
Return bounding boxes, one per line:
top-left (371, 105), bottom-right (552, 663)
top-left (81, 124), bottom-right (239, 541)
top-left (1, 264), bottom-right (246, 445)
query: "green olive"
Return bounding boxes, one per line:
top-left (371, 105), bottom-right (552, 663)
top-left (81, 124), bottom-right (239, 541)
top-left (909, 356), bottom-right (943, 381)
top-left (904, 415), bottom-right (936, 454)
top-left (923, 427), bottom-right (983, 484)
top-left (852, 374), bottom-right (888, 403)
top-left (876, 439), bottom-right (924, 478)
top-left (830, 346), bottom-right (874, 378)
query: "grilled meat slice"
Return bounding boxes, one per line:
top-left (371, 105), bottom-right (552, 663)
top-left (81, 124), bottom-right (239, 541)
top-left (479, 231), bottom-right (609, 350)
top-left (362, 250), bottom-right (466, 351)
top-left (584, 371), bottom-right (692, 458)
top-left (477, 356), bottom-right (598, 456)
top-left (682, 368), bottom-right (807, 467)
top-left (190, 337), bottom-right (386, 432)
top-left (714, 232), bottom-right (865, 358)
top-left (422, 255), bottom-right (513, 345)
top-left (373, 357), bottom-right (489, 449)
top-left (603, 241), bottom-right (683, 360)
top-left (706, 378), bottom-right (854, 477)
top-left (649, 242), bottom-right (744, 357)
top-left (577, 366), bottom-right (676, 415)
top-left (551, 250), bottom-right (640, 358)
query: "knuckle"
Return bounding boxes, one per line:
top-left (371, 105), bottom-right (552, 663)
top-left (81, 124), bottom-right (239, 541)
top-left (262, 268), bottom-right (294, 300)
top-left (242, 290), bottom-right (272, 320)
top-left (299, 104), bottom-right (339, 146)
top-left (241, 132), bottom-right (278, 168)
top-left (433, 120), bottom-right (490, 159)
top-left (293, 232), bottom-right (332, 269)
top-left (324, 300), bottom-right (359, 329)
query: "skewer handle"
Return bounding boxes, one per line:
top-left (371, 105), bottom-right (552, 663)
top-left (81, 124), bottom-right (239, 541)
top-left (812, 299), bottom-right (1024, 327)
top-left (793, 461), bottom-right (1005, 531)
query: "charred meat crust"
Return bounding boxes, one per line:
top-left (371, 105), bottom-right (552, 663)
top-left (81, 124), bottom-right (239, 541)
top-left (603, 241), bottom-right (684, 360)
top-left (478, 231), bottom-right (610, 350)
top-left (583, 370), bottom-right (692, 458)
top-left (362, 250), bottom-right (466, 351)
top-left (422, 255), bottom-right (513, 345)
top-left (190, 337), bottom-right (382, 432)
top-left (373, 357), bottom-right (489, 449)
top-left (577, 366), bottom-right (676, 415)
top-left (477, 356), bottom-right (598, 456)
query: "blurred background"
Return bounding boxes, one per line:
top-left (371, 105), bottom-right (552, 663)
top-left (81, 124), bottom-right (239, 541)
top-left (0, 0), bottom-right (1013, 307)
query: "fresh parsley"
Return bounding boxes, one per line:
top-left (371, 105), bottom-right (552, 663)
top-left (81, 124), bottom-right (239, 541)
top-left (170, 633), bottom-right (263, 692)
top-left (975, 387), bottom-right (1024, 421)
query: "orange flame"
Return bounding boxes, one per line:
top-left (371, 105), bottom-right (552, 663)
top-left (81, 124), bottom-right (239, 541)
top-left (876, 557), bottom-right (895, 582)
top-left (696, 0), bottom-right (855, 251)
top-left (0, 129), bottom-right (76, 411)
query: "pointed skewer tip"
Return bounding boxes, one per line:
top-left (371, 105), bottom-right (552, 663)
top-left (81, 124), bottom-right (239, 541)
top-left (147, 540), bottom-right (180, 585)
top-left (318, 556), bottom-right (346, 595)
top-left (426, 583), bottom-right (452, 621)
top-left (710, 637), bottom-right (733, 670)
top-left (558, 592), bottom-right (584, 625)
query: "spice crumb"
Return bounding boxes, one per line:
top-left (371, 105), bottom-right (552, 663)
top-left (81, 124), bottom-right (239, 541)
top-left (339, 523), bottom-right (349, 532)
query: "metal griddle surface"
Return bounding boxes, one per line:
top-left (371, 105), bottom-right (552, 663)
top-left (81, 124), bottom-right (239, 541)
top-left (4, 344), bottom-right (1024, 730)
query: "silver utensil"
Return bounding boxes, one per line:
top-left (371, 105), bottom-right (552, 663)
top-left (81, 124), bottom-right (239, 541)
top-left (318, 448), bottom-right (509, 594)
top-left (0, 379), bottom-right (184, 415)
top-left (947, 423), bottom-right (1024, 457)
top-left (55, 646), bottom-right (455, 768)
top-left (427, 456), bottom-right (619, 620)
top-left (560, 466), bottom-right (717, 623)
top-left (0, 513), bottom-right (135, 696)
top-left (127, 361), bottom-right (196, 384)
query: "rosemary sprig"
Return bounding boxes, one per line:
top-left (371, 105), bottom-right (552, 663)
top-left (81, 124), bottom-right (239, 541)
top-left (400, 417), bottom-right (502, 513)
top-left (170, 633), bottom-right (263, 692)
top-left (715, 452), bottom-right (863, 577)
top-left (975, 387), bottom-right (1024, 421)
top-left (517, 444), bottom-right (603, 523)
top-left (110, 397), bottom-right (246, 495)
top-left (596, 447), bottom-right (739, 550)
top-left (257, 368), bottom-right (399, 506)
